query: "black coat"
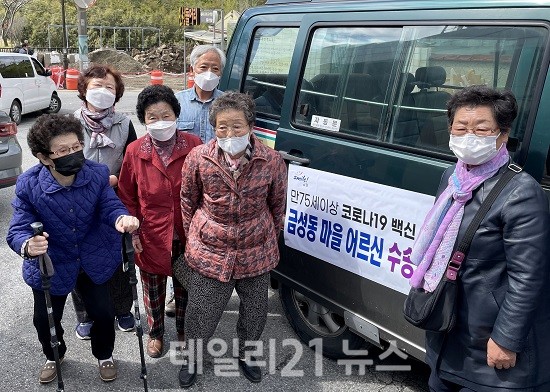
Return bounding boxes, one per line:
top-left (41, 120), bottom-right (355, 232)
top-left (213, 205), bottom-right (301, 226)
top-left (426, 164), bottom-right (550, 392)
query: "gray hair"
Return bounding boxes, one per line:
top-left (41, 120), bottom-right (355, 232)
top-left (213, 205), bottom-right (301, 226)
top-left (209, 91), bottom-right (256, 127)
top-left (189, 45), bottom-right (226, 70)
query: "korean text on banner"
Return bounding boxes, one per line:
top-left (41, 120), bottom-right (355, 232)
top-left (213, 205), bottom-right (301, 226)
top-left (284, 166), bottom-right (435, 294)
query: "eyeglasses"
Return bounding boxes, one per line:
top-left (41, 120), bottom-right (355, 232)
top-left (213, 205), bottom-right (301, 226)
top-left (215, 124), bottom-right (249, 137)
top-left (450, 127), bottom-right (498, 137)
top-left (49, 142), bottom-right (84, 157)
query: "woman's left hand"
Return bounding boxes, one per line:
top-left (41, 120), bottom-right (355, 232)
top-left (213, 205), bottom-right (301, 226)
top-left (109, 175), bottom-right (118, 187)
top-left (115, 215), bottom-right (140, 233)
top-left (487, 338), bottom-right (516, 369)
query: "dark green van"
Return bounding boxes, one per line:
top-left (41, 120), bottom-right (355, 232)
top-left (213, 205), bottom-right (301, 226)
top-left (220, 0), bottom-right (550, 362)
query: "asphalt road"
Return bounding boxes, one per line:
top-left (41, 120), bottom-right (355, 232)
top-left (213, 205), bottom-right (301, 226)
top-left (0, 88), bottom-right (430, 392)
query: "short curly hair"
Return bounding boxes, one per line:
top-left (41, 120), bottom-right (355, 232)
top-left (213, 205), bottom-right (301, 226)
top-left (27, 114), bottom-right (84, 157)
top-left (209, 91), bottom-right (255, 127)
top-left (77, 64), bottom-right (125, 104)
top-left (136, 84), bottom-right (181, 124)
top-left (447, 85), bottom-right (518, 132)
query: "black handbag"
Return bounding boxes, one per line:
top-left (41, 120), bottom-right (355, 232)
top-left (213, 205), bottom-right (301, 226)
top-left (403, 164), bottom-right (520, 332)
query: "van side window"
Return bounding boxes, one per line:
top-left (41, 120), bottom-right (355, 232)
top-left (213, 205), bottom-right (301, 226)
top-left (396, 25), bottom-right (547, 154)
top-left (294, 25), bottom-right (547, 156)
top-left (295, 27), bottom-right (402, 139)
top-left (243, 27), bottom-right (299, 117)
top-left (0, 56), bottom-right (18, 78)
top-left (14, 57), bottom-right (34, 78)
top-left (31, 58), bottom-right (47, 76)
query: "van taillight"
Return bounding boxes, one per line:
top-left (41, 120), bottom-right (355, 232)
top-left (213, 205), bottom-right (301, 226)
top-left (0, 122), bottom-right (17, 136)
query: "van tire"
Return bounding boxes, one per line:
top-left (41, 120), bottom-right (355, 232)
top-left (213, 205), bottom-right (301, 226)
top-left (279, 284), bottom-right (366, 359)
top-left (9, 101), bottom-right (22, 125)
top-left (45, 93), bottom-right (61, 113)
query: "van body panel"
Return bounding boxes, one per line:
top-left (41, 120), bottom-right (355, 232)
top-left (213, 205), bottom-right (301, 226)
top-left (223, 0), bottom-right (550, 361)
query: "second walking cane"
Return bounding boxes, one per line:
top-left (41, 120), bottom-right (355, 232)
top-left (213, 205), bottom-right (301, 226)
top-left (123, 232), bottom-right (148, 391)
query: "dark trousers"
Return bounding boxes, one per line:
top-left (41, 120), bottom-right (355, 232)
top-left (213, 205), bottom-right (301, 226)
top-left (429, 370), bottom-right (475, 392)
top-left (71, 255), bottom-right (132, 323)
top-left (33, 272), bottom-right (115, 361)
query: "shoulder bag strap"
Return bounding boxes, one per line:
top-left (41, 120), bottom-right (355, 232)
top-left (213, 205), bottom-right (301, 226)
top-left (445, 163), bottom-right (522, 280)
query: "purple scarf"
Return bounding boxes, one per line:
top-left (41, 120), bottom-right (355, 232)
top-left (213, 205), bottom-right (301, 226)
top-left (409, 146), bottom-right (509, 291)
top-left (80, 103), bottom-right (115, 148)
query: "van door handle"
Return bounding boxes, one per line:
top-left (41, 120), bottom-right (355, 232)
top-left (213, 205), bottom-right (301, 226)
top-left (278, 150), bottom-right (310, 166)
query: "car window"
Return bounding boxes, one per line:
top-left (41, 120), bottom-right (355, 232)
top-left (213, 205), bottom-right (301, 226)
top-left (243, 27), bottom-right (299, 117)
top-left (293, 25), bottom-right (548, 156)
top-left (31, 58), bottom-right (48, 76)
top-left (0, 56), bottom-right (19, 78)
top-left (295, 27), bottom-right (402, 139)
top-left (17, 58), bottom-right (35, 78)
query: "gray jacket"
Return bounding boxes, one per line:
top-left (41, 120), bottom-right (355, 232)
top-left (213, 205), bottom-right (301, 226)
top-left (74, 108), bottom-right (132, 176)
top-left (426, 163), bottom-right (550, 391)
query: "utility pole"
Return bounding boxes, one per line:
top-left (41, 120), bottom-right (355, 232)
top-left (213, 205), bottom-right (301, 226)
top-left (77, 6), bottom-right (89, 71)
top-left (220, 9), bottom-right (225, 51)
top-left (61, 0), bottom-right (69, 87)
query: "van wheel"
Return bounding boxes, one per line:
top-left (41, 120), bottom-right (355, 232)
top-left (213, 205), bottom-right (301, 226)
top-left (45, 94), bottom-right (61, 113)
top-left (279, 284), bottom-right (365, 359)
top-left (9, 101), bottom-right (22, 124)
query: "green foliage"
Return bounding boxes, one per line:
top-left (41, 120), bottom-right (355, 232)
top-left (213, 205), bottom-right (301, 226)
top-left (15, 0), bottom-right (266, 49)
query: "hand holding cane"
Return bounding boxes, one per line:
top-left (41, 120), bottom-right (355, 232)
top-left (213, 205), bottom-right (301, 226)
top-left (123, 232), bottom-right (148, 391)
top-left (31, 222), bottom-right (64, 392)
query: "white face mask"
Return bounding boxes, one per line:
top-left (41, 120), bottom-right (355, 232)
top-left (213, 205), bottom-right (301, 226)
top-left (449, 133), bottom-right (501, 165)
top-left (146, 120), bottom-right (177, 141)
top-left (194, 71), bottom-right (220, 92)
top-left (86, 87), bottom-right (116, 110)
top-left (217, 133), bottom-right (250, 156)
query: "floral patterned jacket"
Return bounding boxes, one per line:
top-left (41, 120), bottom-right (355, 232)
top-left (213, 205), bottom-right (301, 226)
top-left (180, 135), bottom-right (287, 282)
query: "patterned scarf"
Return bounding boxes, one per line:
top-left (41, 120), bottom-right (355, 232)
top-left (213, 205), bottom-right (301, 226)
top-left (222, 143), bottom-right (252, 180)
top-left (151, 132), bottom-right (177, 167)
top-left (80, 103), bottom-right (115, 149)
top-left (409, 146), bottom-right (510, 292)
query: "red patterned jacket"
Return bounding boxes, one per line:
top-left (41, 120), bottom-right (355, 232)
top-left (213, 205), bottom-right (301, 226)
top-left (180, 135), bottom-right (287, 282)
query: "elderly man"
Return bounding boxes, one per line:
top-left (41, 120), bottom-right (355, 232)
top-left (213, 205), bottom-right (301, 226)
top-left (176, 45), bottom-right (226, 143)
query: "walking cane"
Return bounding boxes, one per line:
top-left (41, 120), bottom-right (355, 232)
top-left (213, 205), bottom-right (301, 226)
top-left (122, 233), bottom-right (148, 391)
top-left (31, 222), bottom-right (64, 392)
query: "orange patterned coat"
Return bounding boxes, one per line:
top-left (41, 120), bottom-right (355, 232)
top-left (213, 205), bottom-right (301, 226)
top-left (180, 135), bottom-right (287, 282)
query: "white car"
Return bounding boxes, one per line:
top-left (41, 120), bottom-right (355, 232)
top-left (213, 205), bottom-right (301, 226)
top-left (0, 53), bottom-right (61, 124)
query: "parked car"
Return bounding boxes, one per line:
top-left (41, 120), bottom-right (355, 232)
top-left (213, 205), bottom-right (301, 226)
top-left (0, 110), bottom-right (22, 188)
top-left (221, 0), bottom-right (550, 362)
top-left (0, 53), bottom-right (61, 124)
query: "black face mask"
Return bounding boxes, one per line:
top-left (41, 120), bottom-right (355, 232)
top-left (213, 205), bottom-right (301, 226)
top-left (52, 150), bottom-right (85, 176)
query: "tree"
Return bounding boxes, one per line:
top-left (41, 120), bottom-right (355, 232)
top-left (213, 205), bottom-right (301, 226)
top-left (0, 0), bottom-right (32, 46)
top-left (17, 0), bottom-right (268, 49)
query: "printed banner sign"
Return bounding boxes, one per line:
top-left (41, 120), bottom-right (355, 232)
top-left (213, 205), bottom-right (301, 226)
top-left (284, 165), bottom-right (435, 294)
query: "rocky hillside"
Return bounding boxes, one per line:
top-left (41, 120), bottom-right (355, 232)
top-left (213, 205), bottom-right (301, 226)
top-left (77, 45), bottom-right (195, 90)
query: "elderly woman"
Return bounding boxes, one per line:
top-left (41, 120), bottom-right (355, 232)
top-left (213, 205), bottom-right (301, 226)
top-left (409, 85), bottom-right (550, 392)
top-left (71, 64), bottom-right (138, 338)
top-left (176, 91), bottom-right (287, 388)
top-left (117, 85), bottom-right (202, 358)
top-left (6, 114), bottom-right (139, 384)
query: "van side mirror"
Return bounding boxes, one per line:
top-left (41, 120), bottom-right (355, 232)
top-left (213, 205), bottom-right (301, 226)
top-left (45, 69), bottom-right (52, 77)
